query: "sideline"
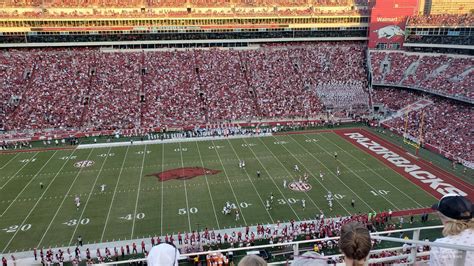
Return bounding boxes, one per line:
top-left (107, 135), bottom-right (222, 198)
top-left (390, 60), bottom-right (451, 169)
top-left (76, 133), bottom-right (273, 149)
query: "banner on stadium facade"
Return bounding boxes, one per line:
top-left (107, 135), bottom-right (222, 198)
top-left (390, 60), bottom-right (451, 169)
top-left (368, 0), bottom-right (419, 49)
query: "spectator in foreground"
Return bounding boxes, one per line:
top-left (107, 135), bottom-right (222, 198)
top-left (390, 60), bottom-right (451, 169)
top-left (339, 222), bottom-right (372, 266)
top-left (430, 194), bottom-right (474, 266)
top-left (238, 254), bottom-right (267, 266)
top-left (147, 243), bottom-right (180, 266)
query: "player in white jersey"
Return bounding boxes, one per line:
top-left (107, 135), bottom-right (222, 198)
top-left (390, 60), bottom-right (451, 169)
top-left (283, 179), bottom-right (287, 188)
top-left (319, 171), bottom-right (324, 181)
top-left (328, 199), bottom-right (333, 211)
top-left (235, 210), bottom-right (240, 221)
top-left (336, 166), bottom-right (340, 176)
top-left (270, 193), bottom-right (274, 204)
top-left (301, 199), bottom-right (306, 210)
top-left (74, 195), bottom-right (80, 210)
top-left (100, 184), bottom-right (106, 192)
top-left (303, 172), bottom-right (309, 182)
top-left (241, 160), bottom-right (246, 169)
top-left (298, 176), bottom-right (302, 184)
top-left (294, 164), bottom-right (299, 172)
top-left (266, 200), bottom-right (271, 210)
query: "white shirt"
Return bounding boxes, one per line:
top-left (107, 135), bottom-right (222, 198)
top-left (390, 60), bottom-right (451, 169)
top-left (429, 229), bottom-right (474, 266)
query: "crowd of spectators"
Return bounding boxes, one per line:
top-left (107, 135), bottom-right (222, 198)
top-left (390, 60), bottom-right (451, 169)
top-left (0, 7), bottom-right (369, 19)
top-left (1, 43), bottom-right (368, 131)
top-left (1, 211), bottom-right (421, 265)
top-left (2, 0), bottom-right (369, 8)
top-left (408, 14), bottom-right (474, 27)
top-left (370, 51), bottom-right (474, 100)
top-left (372, 87), bottom-right (473, 163)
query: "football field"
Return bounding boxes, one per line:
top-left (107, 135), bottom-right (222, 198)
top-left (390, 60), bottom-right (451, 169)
top-left (0, 130), bottom-right (441, 253)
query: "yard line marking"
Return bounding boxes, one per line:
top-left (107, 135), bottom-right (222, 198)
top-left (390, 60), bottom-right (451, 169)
top-left (302, 134), bottom-right (399, 210)
top-left (0, 152), bottom-right (39, 190)
top-left (298, 134), bottom-right (394, 211)
top-left (291, 134), bottom-right (379, 211)
top-left (211, 140), bottom-right (247, 224)
top-left (178, 143), bottom-right (192, 233)
top-left (242, 138), bottom-right (301, 220)
top-left (0, 153), bottom-right (20, 169)
top-left (131, 145), bottom-right (148, 239)
top-left (0, 150), bottom-right (58, 218)
top-left (319, 133), bottom-right (425, 208)
top-left (226, 139), bottom-right (274, 223)
top-left (69, 147), bottom-right (113, 245)
top-left (195, 142), bottom-right (221, 229)
top-left (2, 148), bottom-right (80, 253)
top-left (260, 137), bottom-right (333, 214)
top-left (160, 144), bottom-right (164, 236)
top-left (100, 146), bottom-right (130, 242)
top-left (35, 149), bottom-right (94, 248)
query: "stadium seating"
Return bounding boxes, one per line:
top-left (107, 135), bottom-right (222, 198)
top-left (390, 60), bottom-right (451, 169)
top-left (372, 87), bottom-right (473, 163)
top-left (369, 51), bottom-right (474, 100)
top-left (1, 43), bottom-right (369, 131)
top-left (408, 14), bottom-right (474, 26)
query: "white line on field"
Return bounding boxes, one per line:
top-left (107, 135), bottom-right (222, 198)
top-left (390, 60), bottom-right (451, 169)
top-left (178, 143), bottom-right (192, 233)
top-left (2, 148), bottom-right (79, 253)
top-left (318, 133), bottom-right (426, 208)
top-left (131, 145), bottom-right (147, 239)
top-left (0, 152), bottom-right (39, 190)
top-left (69, 147), bottom-right (113, 245)
top-left (0, 153), bottom-right (20, 169)
top-left (195, 141), bottom-right (221, 229)
top-left (35, 149), bottom-right (94, 248)
top-left (226, 139), bottom-right (274, 223)
top-left (100, 146), bottom-right (130, 242)
top-left (160, 145), bottom-right (164, 236)
top-left (290, 134), bottom-right (377, 211)
top-left (265, 136), bottom-right (346, 215)
top-left (304, 133), bottom-right (399, 210)
top-left (242, 138), bottom-right (301, 220)
top-left (211, 140), bottom-right (247, 224)
top-left (0, 150), bottom-right (58, 218)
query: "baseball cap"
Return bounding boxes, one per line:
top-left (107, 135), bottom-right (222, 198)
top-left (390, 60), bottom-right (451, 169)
top-left (431, 194), bottom-right (473, 221)
top-left (147, 243), bottom-right (179, 266)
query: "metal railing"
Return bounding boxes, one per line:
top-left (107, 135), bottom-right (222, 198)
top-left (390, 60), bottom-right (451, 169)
top-left (95, 225), bottom-right (474, 265)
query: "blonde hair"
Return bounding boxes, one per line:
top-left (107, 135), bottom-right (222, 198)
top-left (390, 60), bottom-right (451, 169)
top-left (439, 213), bottom-right (474, 236)
top-left (238, 254), bottom-right (267, 266)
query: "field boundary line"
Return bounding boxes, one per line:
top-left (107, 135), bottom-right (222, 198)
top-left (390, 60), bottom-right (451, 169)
top-left (195, 142), bottom-right (221, 229)
top-left (0, 150), bottom-right (59, 218)
top-left (0, 153), bottom-right (20, 169)
top-left (242, 138), bottom-right (301, 220)
top-left (77, 133), bottom-right (273, 149)
top-left (35, 149), bottom-right (94, 248)
top-left (301, 134), bottom-right (400, 210)
top-left (131, 145), bottom-right (148, 239)
top-left (319, 133), bottom-right (427, 208)
top-left (287, 134), bottom-right (375, 212)
top-left (211, 140), bottom-right (248, 225)
top-left (226, 139), bottom-right (275, 223)
top-left (0, 152), bottom-right (39, 190)
top-left (100, 146), bottom-right (130, 242)
top-left (69, 147), bottom-right (113, 245)
top-left (265, 136), bottom-right (346, 215)
top-left (2, 148), bottom-right (81, 253)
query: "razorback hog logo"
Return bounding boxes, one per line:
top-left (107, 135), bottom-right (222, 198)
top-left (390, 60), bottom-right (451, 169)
top-left (147, 167), bottom-right (221, 181)
top-left (374, 25), bottom-right (405, 39)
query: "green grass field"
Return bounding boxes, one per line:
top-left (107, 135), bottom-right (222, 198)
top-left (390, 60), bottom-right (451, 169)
top-left (0, 131), bottom-right (438, 253)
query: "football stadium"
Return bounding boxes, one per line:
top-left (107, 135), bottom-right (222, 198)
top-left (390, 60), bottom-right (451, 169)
top-left (0, 0), bottom-right (473, 265)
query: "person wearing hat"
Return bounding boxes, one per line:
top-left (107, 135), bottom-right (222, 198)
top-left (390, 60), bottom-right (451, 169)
top-left (147, 243), bottom-right (180, 266)
top-left (430, 194), bottom-right (474, 266)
